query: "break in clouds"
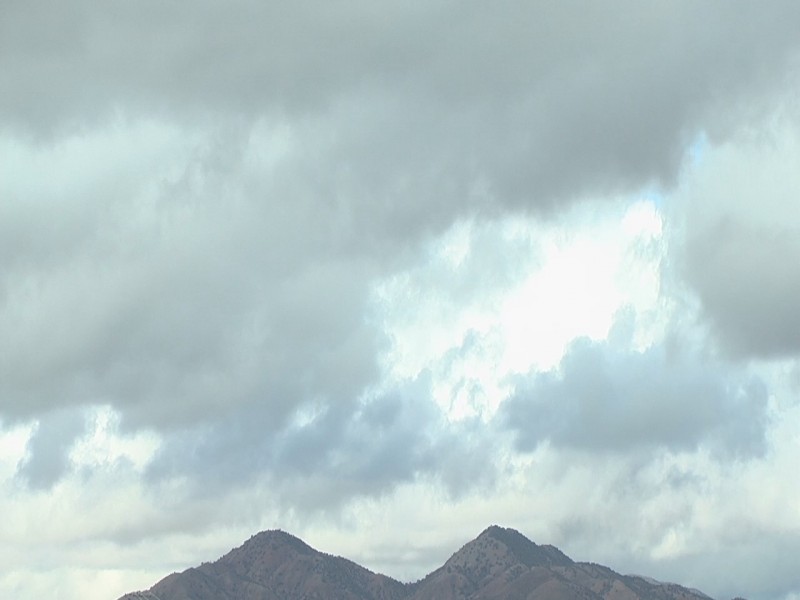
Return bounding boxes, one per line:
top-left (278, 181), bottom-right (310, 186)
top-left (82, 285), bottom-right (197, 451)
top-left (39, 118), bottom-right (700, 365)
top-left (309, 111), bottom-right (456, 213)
top-left (2, 2), bottom-right (800, 600)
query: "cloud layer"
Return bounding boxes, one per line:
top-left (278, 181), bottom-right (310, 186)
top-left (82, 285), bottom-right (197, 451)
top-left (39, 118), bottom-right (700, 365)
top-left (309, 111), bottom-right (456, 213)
top-left (502, 337), bottom-right (768, 457)
top-left (2, 3), bottom-right (800, 600)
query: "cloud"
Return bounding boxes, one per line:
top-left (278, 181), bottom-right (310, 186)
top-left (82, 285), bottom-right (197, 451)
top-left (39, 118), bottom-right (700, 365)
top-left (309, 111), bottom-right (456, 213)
top-left (2, 2), bottom-right (799, 439)
top-left (2, 3), bottom-right (800, 600)
top-left (0, 121), bottom-right (391, 429)
top-left (501, 336), bottom-right (768, 457)
top-left (145, 372), bottom-right (496, 510)
top-left (676, 113), bottom-right (800, 358)
top-left (641, 534), bottom-right (800, 600)
top-left (16, 408), bottom-right (87, 489)
top-left (4, 1), bottom-right (800, 210)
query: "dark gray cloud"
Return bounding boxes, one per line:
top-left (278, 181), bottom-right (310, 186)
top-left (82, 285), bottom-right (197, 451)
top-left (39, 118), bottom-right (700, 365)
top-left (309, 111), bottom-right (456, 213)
top-left (501, 337), bottom-right (768, 457)
top-left (673, 115), bottom-right (800, 360)
top-left (4, 1), bottom-right (800, 210)
top-left (145, 372), bottom-right (495, 510)
top-left (0, 124), bottom-right (393, 428)
top-left (686, 220), bottom-right (800, 358)
top-left (16, 408), bottom-right (87, 489)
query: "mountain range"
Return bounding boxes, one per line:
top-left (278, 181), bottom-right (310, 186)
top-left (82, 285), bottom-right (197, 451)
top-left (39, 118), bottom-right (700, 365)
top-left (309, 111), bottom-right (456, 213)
top-left (118, 525), bottom-right (724, 600)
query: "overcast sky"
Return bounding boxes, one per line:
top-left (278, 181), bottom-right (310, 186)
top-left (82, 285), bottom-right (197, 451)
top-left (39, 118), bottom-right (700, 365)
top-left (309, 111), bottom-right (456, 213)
top-left (2, 2), bottom-right (800, 599)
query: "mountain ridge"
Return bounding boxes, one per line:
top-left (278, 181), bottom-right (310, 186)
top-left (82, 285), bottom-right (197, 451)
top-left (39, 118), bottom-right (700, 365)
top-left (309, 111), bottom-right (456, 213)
top-left (118, 526), bottom-right (723, 600)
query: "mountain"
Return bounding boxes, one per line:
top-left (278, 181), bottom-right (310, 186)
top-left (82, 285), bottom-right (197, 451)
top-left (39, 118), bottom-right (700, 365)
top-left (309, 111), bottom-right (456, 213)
top-left (119, 529), bottom-right (406, 600)
top-left (406, 526), bottom-right (711, 600)
top-left (118, 526), bottom-right (717, 600)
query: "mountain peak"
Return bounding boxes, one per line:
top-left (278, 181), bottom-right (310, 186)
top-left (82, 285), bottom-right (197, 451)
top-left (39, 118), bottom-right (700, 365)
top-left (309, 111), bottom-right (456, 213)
top-left (246, 529), bottom-right (313, 550)
top-left (478, 524), bottom-right (510, 538)
top-left (478, 524), bottom-right (525, 543)
top-left (473, 525), bottom-right (573, 568)
top-left (415, 524), bottom-right (576, 597)
top-left (217, 528), bottom-right (316, 566)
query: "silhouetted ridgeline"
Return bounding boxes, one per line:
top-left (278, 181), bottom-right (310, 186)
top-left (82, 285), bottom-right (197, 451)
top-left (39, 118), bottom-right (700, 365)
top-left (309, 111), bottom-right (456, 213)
top-left (118, 525), bottom-right (736, 600)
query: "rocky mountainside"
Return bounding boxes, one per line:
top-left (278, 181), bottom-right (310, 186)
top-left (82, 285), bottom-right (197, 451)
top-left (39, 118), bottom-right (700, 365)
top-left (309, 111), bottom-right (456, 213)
top-left (118, 526), bottom-right (716, 600)
top-left (120, 529), bottom-right (405, 600)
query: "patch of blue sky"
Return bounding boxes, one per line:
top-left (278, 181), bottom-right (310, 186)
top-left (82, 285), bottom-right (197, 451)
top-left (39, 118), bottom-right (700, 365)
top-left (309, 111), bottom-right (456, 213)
top-left (688, 130), bottom-right (710, 167)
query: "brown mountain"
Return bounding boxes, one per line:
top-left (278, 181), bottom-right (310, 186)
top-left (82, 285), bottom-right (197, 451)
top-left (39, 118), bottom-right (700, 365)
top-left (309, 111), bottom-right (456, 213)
top-left (119, 529), bottom-right (406, 600)
top-left (405, 526), bottom-right (711, 600)
top-left (118, 526), bottom-right (715, 600)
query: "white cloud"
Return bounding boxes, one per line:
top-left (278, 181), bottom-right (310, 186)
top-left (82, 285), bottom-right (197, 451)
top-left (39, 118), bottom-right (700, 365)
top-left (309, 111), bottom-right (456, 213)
top-left (376, 199), bottom-right (667, 421)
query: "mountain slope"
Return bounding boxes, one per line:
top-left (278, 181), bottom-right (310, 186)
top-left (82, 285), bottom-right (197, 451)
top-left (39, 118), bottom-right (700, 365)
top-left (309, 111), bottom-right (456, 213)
top-left (118, 526), bottom-right (716, 600)
top-left (121, 530), bottom-right (406, 600)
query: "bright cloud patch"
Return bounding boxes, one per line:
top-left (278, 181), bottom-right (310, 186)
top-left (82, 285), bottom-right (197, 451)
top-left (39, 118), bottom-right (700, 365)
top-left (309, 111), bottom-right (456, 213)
top-left (376, 200), bottom-right (667, 421)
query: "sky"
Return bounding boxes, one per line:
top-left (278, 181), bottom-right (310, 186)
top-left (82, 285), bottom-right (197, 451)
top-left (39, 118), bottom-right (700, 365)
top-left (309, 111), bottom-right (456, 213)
top-left (1, 2), bottom-right (800, 599)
